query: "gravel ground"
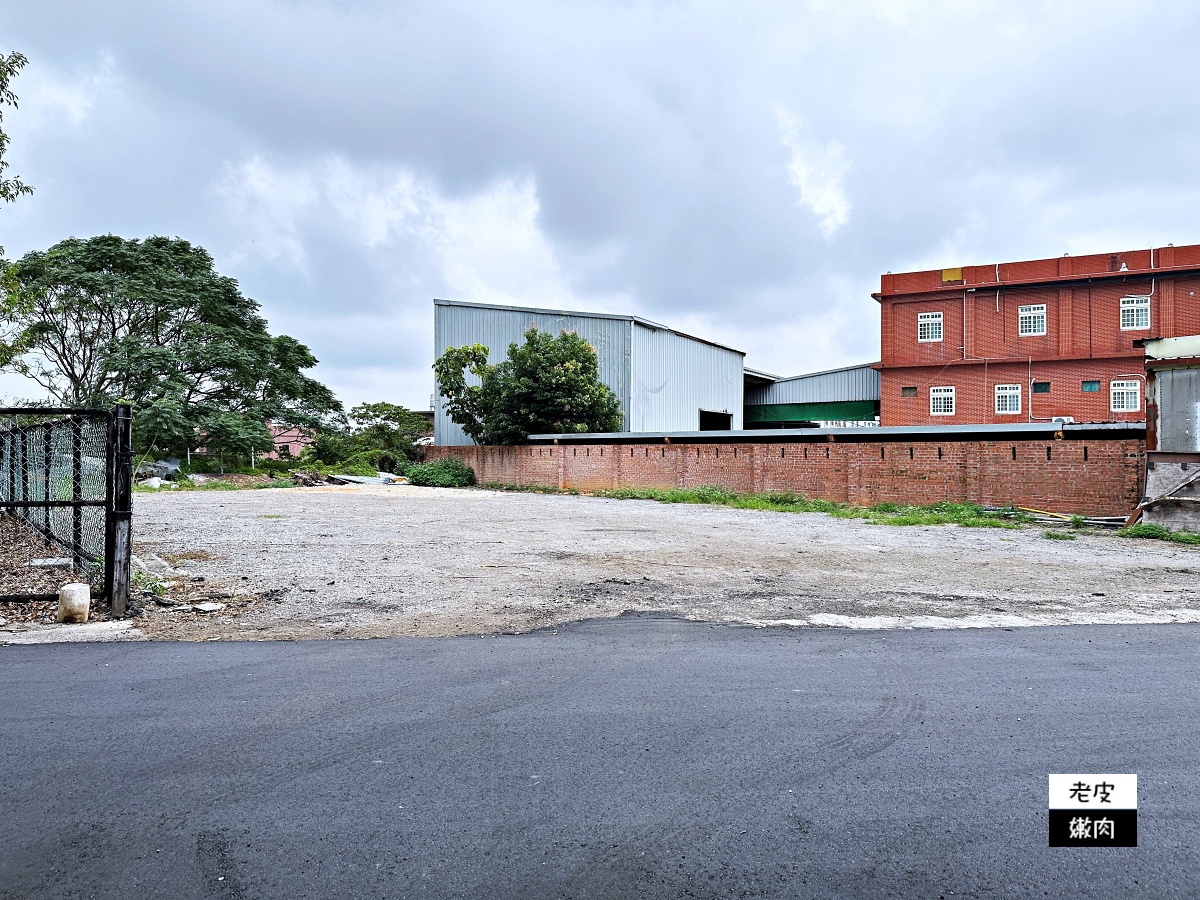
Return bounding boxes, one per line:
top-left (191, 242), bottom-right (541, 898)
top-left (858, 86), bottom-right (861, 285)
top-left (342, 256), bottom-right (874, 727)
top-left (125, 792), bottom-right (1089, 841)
top-left (108, 483), bottom-right (1200, 642)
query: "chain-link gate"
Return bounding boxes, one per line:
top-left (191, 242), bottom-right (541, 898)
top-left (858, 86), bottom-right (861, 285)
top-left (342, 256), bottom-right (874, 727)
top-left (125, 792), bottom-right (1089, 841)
top-left (1, 405), bottom-right (132, 611)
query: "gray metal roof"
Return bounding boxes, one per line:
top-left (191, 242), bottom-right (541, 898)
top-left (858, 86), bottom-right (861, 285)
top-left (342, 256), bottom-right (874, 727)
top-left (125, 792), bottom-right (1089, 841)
top-left (746, 362), bottom-right (880, 405)
top-left (766, 361), bottom-right (882, 383)
top-left (743, 367), bottom-right (780, 384)
top-left (433, 299), bottom-right (745, 356)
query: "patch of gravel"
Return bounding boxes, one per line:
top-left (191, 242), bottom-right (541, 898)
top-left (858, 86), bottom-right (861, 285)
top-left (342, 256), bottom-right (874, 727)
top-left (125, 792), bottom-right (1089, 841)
top-left (121, 484), bottom-right (1200, 642)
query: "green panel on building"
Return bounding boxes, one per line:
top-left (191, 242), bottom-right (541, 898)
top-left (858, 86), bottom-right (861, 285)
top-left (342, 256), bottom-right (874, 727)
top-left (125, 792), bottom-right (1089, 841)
top-left (744, 400), bottom-right (878, 425)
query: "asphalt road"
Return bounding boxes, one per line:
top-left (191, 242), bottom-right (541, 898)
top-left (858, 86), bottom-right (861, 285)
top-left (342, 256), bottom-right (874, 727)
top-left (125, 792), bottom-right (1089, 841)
top-left (2, 617), bottom-right (1198, 899)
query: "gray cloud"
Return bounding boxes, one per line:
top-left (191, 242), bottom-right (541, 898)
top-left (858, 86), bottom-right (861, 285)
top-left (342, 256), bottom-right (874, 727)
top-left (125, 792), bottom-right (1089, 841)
top-left (2, 0), bottom-right (1200, 406)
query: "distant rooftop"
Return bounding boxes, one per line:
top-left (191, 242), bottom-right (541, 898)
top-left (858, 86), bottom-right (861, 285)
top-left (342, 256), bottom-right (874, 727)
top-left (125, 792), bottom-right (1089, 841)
top-left (763, 362), bottom-right (882, 384)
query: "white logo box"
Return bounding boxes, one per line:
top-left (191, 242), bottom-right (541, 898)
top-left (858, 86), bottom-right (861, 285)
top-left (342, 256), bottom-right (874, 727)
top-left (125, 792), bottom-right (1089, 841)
top-left (1048, 774), bottom-right (1137, 810)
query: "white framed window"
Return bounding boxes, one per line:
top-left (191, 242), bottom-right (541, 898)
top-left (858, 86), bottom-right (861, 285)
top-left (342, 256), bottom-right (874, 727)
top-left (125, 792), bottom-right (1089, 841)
top-left (930, 385), bottom-right (956, 416)
top-left (1120, 295), bottom-right (1150, 330)
top-left (1018, 304), bottom-right (1047, 337)
top-left (1110, 380), bottom-right (1140, 412)
top-left (994, 384), bottom-right (1021, 414)
top-left (917, 311), bottom-right (943, 343)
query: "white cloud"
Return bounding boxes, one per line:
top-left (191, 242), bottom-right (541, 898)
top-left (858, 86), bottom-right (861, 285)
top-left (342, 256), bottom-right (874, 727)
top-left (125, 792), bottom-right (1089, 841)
top-left (217, 156), bottom-right (320, 273)
top-left (20, 54), bottom-right (120, 128)
top-left (776, 108), bottom-right (851, 237)
top-left (211, 154), bottom-right (639, 406)
top-left (216, 154), bottom-right (634, 312)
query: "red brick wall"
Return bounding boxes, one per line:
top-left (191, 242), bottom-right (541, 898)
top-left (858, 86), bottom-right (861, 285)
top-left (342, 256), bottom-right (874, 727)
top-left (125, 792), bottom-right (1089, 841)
top-left (877, 245), bottom-right (1200, 427)
top-left (880, 278), bottom-right (1200, 372)
top-left (879, 360), bottom-right (1147, 427)
top-left (427, 437), bottom-right (1144, 516)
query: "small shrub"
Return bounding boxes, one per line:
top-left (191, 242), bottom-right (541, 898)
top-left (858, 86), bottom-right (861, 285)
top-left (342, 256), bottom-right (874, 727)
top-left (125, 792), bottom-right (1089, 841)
top-left (255, 478), bottom-right (297, 489)
top-left (406, 457), bottom-right (477, 488)
top-left (329, 450), bottom-right (384, 476)
top-left (1120, 523), bottom-right (1173, 541)
top-left (1120, 522), bottom-right (1200, 545)
top-left (132, 570), bottom-right (166, 596)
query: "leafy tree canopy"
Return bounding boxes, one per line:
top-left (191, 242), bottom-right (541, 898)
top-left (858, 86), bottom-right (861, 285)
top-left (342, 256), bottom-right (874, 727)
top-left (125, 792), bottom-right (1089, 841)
top-left (301, 401), bottom-right (431, 473)
top-left (0, 50), bottom-right (33, 257)
top-left (433, 326), bottom-right (623, 444)
top-left (0, 234), bottom-right (342, 455)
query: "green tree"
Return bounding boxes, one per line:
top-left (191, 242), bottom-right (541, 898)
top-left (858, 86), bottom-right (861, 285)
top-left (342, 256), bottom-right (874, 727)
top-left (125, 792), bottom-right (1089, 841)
top-left (0, 234), bottom-right (342, 455)
top-left (433, 326), bottom-right (623, 444)
top-left (0, 51), bottom-right (33, 257)
top-left (347, 401), bottom-right (430, 467)
top-left (302, 402), bottom-right (431, 472)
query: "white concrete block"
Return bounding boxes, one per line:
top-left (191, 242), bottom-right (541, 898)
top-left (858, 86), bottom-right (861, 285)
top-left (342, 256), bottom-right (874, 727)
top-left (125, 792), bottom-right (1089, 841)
top-left (57, 583), bottom-right (91, 624)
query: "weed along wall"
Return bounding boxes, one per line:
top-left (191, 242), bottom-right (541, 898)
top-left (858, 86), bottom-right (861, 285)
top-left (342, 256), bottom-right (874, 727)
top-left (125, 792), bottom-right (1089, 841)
top-left (426, 433), bottom-right (1145, 516)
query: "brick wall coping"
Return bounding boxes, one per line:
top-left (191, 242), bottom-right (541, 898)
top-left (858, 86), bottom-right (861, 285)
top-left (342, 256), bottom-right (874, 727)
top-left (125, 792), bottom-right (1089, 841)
top-left (511, 422), bottom-right (1145, 445)
top-left (874, 264), bottom-right (1200, 299)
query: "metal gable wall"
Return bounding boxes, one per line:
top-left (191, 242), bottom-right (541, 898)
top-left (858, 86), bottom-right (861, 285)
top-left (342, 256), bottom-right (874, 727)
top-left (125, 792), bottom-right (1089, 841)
top-left (629, 323), bottom-right (744, 431)
top-left (433, 302), bottom-right (633, 445)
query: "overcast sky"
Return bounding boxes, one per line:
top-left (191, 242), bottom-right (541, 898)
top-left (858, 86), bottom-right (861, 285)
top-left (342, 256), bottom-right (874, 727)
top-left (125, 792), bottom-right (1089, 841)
top-left (2, 1), bottom-right (1199, 409)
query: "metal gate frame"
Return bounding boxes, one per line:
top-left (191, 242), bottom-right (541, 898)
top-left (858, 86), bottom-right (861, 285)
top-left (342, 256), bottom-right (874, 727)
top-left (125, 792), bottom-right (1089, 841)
top-left (1, 404), bottom-right (132, 613)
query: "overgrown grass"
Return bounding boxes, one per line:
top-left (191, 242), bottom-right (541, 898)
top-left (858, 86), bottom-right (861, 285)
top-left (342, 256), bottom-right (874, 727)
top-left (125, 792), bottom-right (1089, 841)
top-left (406, 457), bottom-right (477, 488)
top-left (482, 483), bottom-right (1033, 528)
top-left (482, 482), bottom-right (579, 495)
top-left (1119, 522), bottom-right (1200, 545)
top-left (134, 477), bottom-right (298, 493)
top-left (1043, 530), bottom-right (1077, 541)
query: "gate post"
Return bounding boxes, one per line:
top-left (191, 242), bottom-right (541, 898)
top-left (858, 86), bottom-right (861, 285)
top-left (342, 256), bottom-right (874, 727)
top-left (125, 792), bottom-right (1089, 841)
top-left (108, 405), bottom-right (133, 615)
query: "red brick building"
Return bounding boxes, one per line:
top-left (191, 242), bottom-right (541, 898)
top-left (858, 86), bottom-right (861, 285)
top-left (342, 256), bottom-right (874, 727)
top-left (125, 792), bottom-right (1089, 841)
top-left (875, 243), bottom-right (1200, 426)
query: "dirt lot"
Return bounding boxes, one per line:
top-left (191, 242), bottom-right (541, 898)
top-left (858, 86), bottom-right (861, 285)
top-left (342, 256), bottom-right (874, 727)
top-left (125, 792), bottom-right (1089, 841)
top-left (94, 483), bottom-right (1200, 641)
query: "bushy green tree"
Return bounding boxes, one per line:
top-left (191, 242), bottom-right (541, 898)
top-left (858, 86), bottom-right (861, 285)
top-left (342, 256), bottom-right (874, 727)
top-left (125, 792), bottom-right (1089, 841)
top-left (406, 456), bottom-right (476, 487)
top-left (0, 234), bottom-right (342, 455)
top-left (433, 326), bottom-right (623, 444)
top-left (300, 402), bottom-right (430, 473)
top-left (0, 50), bottom-right (33, 257)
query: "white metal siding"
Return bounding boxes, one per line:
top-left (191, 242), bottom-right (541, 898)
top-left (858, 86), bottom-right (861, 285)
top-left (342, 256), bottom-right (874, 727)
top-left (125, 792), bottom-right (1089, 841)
top-left (630, 324), bottom-right (743, 431)
top-left (1155, 368), bottom-right (1200, 452)
top-left (434, 302), bottom-right (632, 445)
top-left (745, 364), bottom-right (880, 406)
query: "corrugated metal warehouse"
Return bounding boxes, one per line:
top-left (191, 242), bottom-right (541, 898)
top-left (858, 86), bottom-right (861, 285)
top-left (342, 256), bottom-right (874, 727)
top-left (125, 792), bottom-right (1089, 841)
top-left (744, 363), bottom-right (881, 427)
top-left (433, 299), bottom-right (745, 445)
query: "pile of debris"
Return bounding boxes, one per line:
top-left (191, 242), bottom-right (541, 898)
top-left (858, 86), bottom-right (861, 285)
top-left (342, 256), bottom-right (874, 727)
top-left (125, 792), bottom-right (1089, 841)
top-left (127, 551), bottom-right (241, 617)
top-left (136, 457), bottom-right (182, 489)
top-left (291, 471), bottom-right (408, 487)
